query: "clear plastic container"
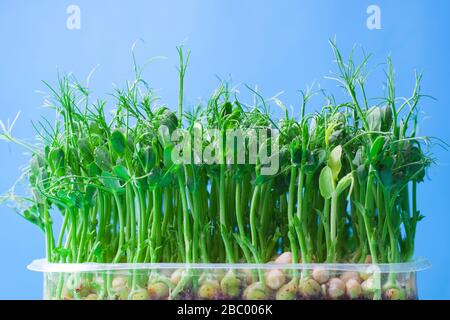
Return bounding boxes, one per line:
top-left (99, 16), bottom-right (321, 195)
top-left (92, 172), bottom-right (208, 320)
top-left (28, 258), bottom-right (430, 300)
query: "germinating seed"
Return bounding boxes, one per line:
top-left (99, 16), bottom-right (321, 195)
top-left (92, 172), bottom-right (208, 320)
top-left (213, 269), bottom-right (226, 282)
top-left (239, 269), bottom-right (254, 286)
top-left (243, 282), bottom-right (267, 300)
top-left (345, 279), bottom-right (362, 299)
top-left (361, 277), bottom-right (375, 299)
top-left (131, 288), bottom-right (149, 300)
top-left (275, 279), bottom-right (298, 300)
top-left (299, 278), bottom-right (321, 298)
top-left (265, 269), bottom-right (286, 290)
top-left (115, 286), bottom-right (130, 300)
top-left (170, 269), bottom-right (185, 285)
top-left (340, 271), bottom-right (360, 283)
top-left (147, 281), bottom-right (170, 300)
top-left (274, 252), bottom-right (292, 264)
top-left (312, 267), bottom-right (330, 284)
top-left (327, 278), bottom-right (346, 299)
top-left (384, 287), bottom-right (406, 300)
top-left (112, 276), bottom-right (127, 290)
top-left (220, 271), bottom-right (241, 298)
top-left (75, 282), bottom-right (91, 297)
top-left (198, 279), bottom-right (220, 299)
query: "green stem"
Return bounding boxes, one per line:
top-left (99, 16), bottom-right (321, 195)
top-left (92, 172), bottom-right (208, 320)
top-left (287, 166), bottom-right (299, 276)
top-left (177, 171), bottom-right (191, 263)
top-left (43, 202), bottom-right (54, 262)
top-left (330, 193), bottom-right (338, 261)
top-left (112, 192), bottom-right (125, 263)
top-left (76, 209), bottom-right (89, 262)
top-left (235, 181), bottom-right (252, 262)
top-left (150, 187), bottom-right (162, 262)
top-left (219, 165), bottom-right (235, 263)
top-left (295, 167), bottom-right (309, 264)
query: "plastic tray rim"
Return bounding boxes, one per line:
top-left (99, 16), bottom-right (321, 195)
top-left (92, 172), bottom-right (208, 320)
top-left (27, 257), bottom-right (431, 273)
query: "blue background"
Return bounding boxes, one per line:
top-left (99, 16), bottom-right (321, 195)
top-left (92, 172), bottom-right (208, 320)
top-left (0, 0), bottom-right (449, 299)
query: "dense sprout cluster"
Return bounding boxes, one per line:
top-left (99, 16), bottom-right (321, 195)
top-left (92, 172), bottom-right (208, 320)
top-left (1, 43), bottom-right (434, 300)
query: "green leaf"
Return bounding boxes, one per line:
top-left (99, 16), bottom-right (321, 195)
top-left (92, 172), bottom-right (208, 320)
top-left (22, 206), bottom-right (44, 231)
top-left (319, 166), bottom-right (335, 199)
top-left (301, 123), bottom-right (309, 146)
top-left (369, 136), bottom-right (385, 163)
top-left (100, 171), bottom-right (122, 192)
top-left (113, 165), bottom-right (131, 182)
top-left (328, 145), bottom-right (342, 180)
top-left (49, 148), bottom-right (65, 175)
top-left (78, 139), bottom-right (94, 163)
top-left (335, 172), bottom-right (353, 196)
top-left (67, 147), bottom-right (80, 174)
top-left (94, 146), bottom-right (112, 172)
top-left (148, 168), bottom-right (162, 189)
top-left (412, 211), bottom-right (425, 223)
top-left (381, 155), bottom-right (394, 169)
top-left (39, 169), bottom-right (50, 190)
top-left (367, 106), bottom-right (382, 132)
top-left (159, 109), bottom-right (178, 133)
top-left (290, 141), bottom-right (301, 165)
top-left (56, 189), bottom-right (72, 207)
top-left (164, 144), bottom-right (174, 167)
top-left (380, 168), bottom-right (393, 188)
top-left (54, 247), bottom-right (71, 259)
top-left (111, 130), bottom-right (127, 156)
top-left (49, 148), bottom-right (64, 166)
top-left (380, 105), bottom-right (392, 130)
top-left (68, 191), bottom-right (84, 209)
top-left (127, 131), bottom-right (135, 153)
top-left (29, 155), bottom-right (43, 178)
top-left (88, 162), bottom-right (101, 177)
top-left (159, 171), bottom-right (174, 188)
top-left (138, 146), bottom-right (156, 172)
top-left (356, 164), bottom-right (368, 181)
top-left (220, 102), bottom-right (233, 117)
top-left (352, 148), bottom-right (364, 167)
top-left (83, 185), bottom-right (97, 207)
top-left (325, 123), bottom-right (337, 146)
top-left (89, 122), bottom-right (102, 135)
top-left (328, 129), bottom-right (343, 145)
